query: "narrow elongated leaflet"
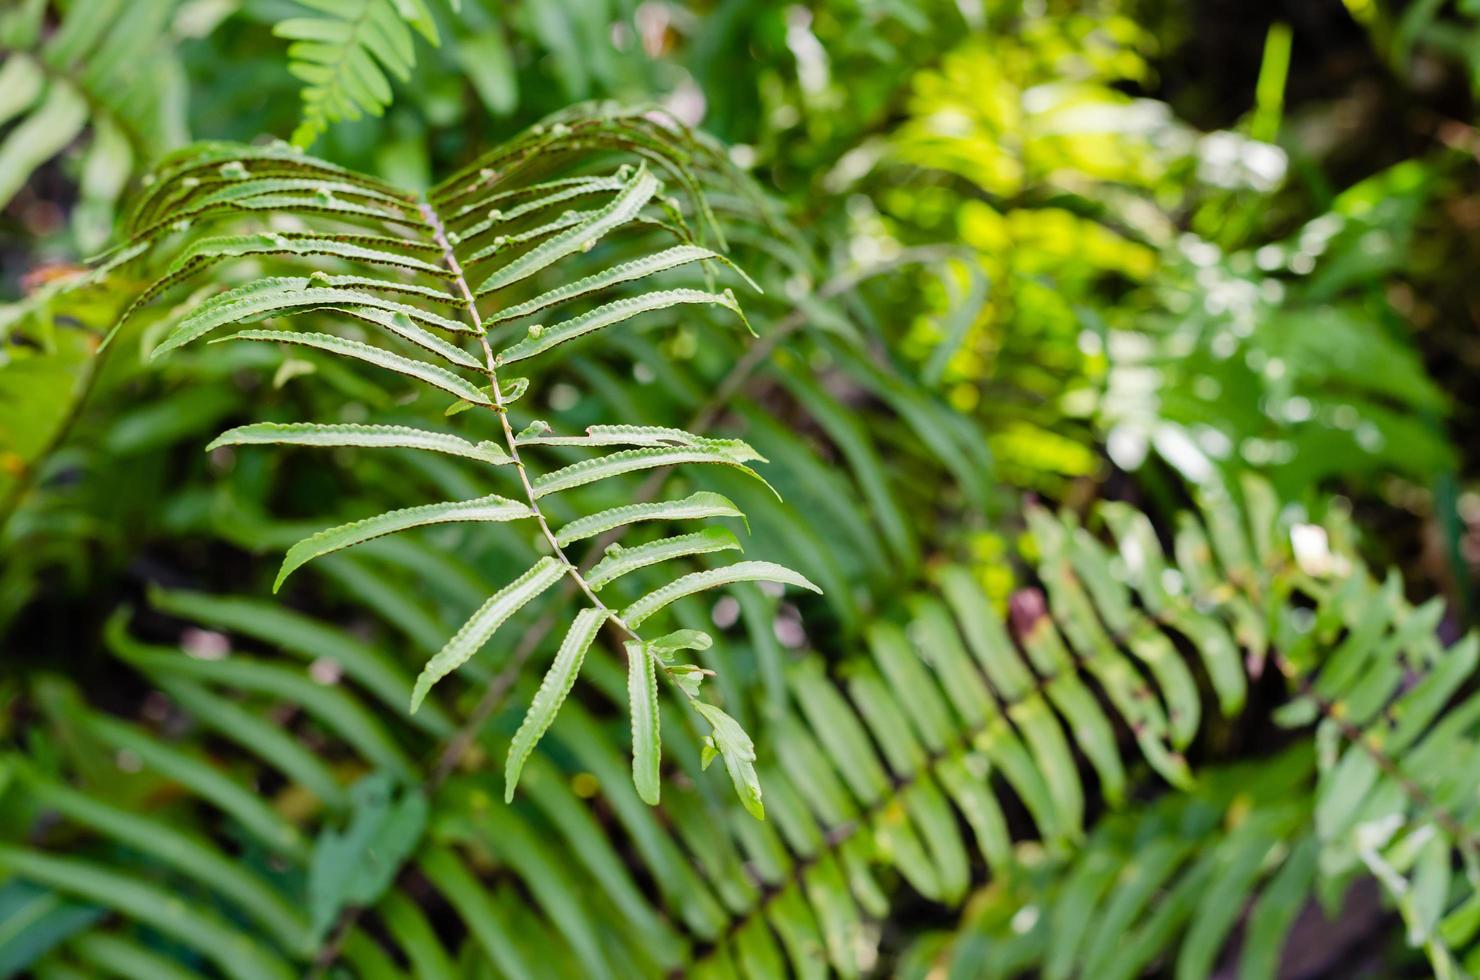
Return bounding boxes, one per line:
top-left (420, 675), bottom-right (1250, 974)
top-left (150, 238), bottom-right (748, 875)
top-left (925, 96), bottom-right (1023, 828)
top-left (482, 245), bottom-right (725, 323)
top-left (516, 424), bottom-right (759, 459)
top-left (455, 173), bottom-right (624, 217)
top-left (463, 209), bottom-right (594, 265)
top-left (276, 494), bottom-right (530, 590)
top-left (587, 527), bottom-right (743, 590)
top-left (151, 278), bottom-right (468, 358)
top-left (410, 557), bottom-right (565, 712)
top-left (627, 639), bottom-right (662, 805)
top-left (554, 492), bottom-right (745, 547)
top-left (505, 608), bottom-right (611, 801)
top-left (208, 193), bottom-right (411, 225)
top-left (475, 165), bottom-right (658, 294)
top-left (347, 307), bottom-right (481, 368)
top-left (532, 446), bottom-right (773, 499)
top-left (175, 178), bottom-right (412, 214)
top-left (497, 289), bottom-right (744, 364)
top-left (456, 174), bottom-right (627, 240)
top-left (206, 422), bottom-right (510, 465)
top-left (624, 561), bottom-right (821, 627)
top-left (220, 331), bottom-right (491, 405)
top-left (135, 269), bottom-right (460, 323)
top-left (164, 233), bottom-right (446, 279)
top-left (128, 154), bottom-right (409, 232)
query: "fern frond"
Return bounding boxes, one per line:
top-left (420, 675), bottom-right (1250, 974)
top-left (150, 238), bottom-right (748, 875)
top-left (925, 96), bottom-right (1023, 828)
top-left (88, 110), bottom-right (818, 816)
top-left (0, 0), bottom-right (190, 249)
top-left (912, 749), bottom-right (1319, 980)
top-left (627, 637), bottom-right (663, 804)
top-left (276, 0), bottom-right (439, 148)
top-left (21, 460), bottom-right (1480, 978)
top-left (0, 846), bottom-right (296, 980)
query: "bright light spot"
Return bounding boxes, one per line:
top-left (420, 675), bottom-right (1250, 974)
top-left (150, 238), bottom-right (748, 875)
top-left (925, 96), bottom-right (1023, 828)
top-left (549, 383), bottom-right (581, 412)
top-left (1195, 426), bottom-right (1232, 459)
top-left (1283, 396), bottom-right (1313, 422)
top-left (785, 6), bottom-right (830, 95)
top-left (182, 628), bottom-right (230, 661)
top-left (310, 657), bottom-right (343, 685)
top-left (1154, 425), bottom-right (1214, 483)
top-left (664, 76), bottom-right (706, 127)
top-left (1197, 132), bottom-right (1288, 191)
top-left (1107, 427), bottom-right (1149, 471)
top-left (1291, 523), bottom-right (1333, 576)
top-left (711, 596), bottom-right (740, 629)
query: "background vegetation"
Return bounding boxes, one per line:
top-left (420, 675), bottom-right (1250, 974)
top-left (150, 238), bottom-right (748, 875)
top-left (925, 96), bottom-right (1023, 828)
top-left (6, 0), bottom-right (1480, 976)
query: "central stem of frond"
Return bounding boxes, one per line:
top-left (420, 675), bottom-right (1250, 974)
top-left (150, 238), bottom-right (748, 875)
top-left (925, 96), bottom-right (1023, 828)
top-left (416, 198), bottom-right (641, 644)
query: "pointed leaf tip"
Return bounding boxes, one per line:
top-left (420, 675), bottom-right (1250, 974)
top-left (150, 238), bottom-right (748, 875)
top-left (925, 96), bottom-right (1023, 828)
top-left (627, 639), bottom-right (661, 805)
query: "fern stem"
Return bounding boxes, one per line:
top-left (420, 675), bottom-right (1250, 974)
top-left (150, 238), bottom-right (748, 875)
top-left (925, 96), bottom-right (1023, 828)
top-left (309, 199), bottom-right (657, 980)
top-left (428, 245), bottom-right (975, 788)
top-left (416, 199), bottom-right (644, 640)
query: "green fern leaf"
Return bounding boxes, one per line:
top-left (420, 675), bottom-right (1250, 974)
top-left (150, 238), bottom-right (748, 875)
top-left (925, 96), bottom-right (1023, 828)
top-left (342, 307), bottom-right (483, 368)
top-left (277, 0), bottom-right (438, 148)
top-left (626, 639), bottom-right (662, 805)
top-left (219, 330), bottom-right (491, 404)
top-left (531, 447), bottom-right (774, 499)
top-left (553, 491), bottom-right (746, 547)
top-left (483, 244), bottom-right (735, 325)
top-left (448, 172), bottom-right (628, 220)
top-left (624, 561), bottom-right (821, 628)
top-left (695, 702), bottom-right (765, 820)
top-left (516, 424), bottom-right (759, 456)
top-left (164, 233), bottom-right (449, 279)
top-left (496, 288), bottom-right (746, 364)
top-left (206, 422), bottom-right (510, 465)
top-left (410, 557), bottom-right (565, 713)
top-left (276, 494), bottom-right (530, 590)
top-left (505, 608), bottom-right (611, 802)
top-left (97, 112), bottom-right (807, 820)
top-left (587, 527), bottom-right (743, 590)
top-left (474, 164), bottom-right (659, 294)
top-left (151, 277), bottom-right (470, 357)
